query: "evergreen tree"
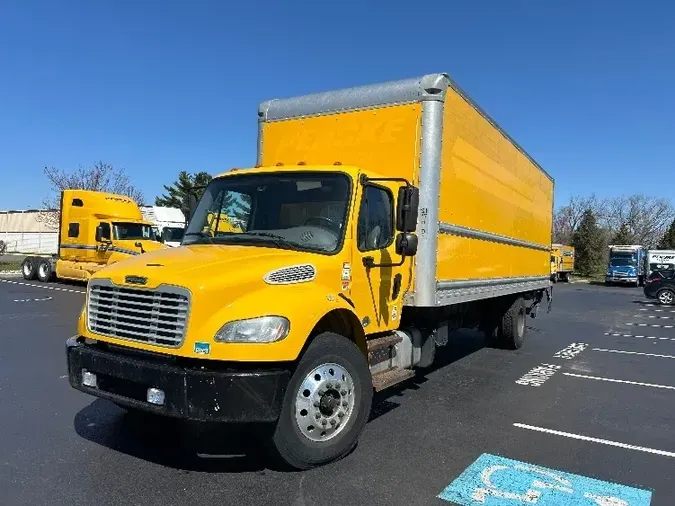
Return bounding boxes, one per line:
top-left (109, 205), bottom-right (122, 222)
top-left (572, 209), bottom-right (605, 276)
top-left (659, 219), bottom-right (675, 249)
top-left (155, 171), bottom-right (213, 219)
top-left (611, 223), bottom-right (635, 245)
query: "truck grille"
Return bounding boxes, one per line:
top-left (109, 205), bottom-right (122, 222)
top-left (87, 280), bottom-right (190, 347)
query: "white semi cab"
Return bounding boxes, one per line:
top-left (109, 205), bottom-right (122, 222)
top-left (139, 206), bottom-right (186, 247)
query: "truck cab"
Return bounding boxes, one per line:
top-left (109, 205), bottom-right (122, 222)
top-left (606, 245), bottom-right (646, 286)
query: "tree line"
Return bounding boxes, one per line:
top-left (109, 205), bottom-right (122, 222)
top-left (555, 195), bottom-right (675, 276)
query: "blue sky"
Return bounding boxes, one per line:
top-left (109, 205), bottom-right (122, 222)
top-left (1, 1), bottom-right (674, 210)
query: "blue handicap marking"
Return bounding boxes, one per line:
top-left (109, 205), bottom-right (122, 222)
top-left (439, 453), bottom-right (652, 505)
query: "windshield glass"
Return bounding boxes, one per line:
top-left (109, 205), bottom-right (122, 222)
top-left (183, 171), bottom-right (351, 253)
top-left (610, 257), bottom-right (636, 267)
top-left (163, 227), bottom-right (184, 242)
top-left (113, 222), bottom-right (156, 241)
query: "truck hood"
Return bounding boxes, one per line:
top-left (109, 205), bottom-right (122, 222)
top-left (91, 244), bottom-right (320, 290)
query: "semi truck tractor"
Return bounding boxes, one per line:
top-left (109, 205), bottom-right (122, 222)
top-left (139, 206), bottom-right (186, 247)
top-left (550, 244), bottom-right (574, 282)
top-left (22, 190), bottom-right (165, 282)
top-left (647, 250), bottom-right (675, 275)
top-left (606, 244), bottom-right (646, 286)
top-left (66, 73), bottom-right (554, 469)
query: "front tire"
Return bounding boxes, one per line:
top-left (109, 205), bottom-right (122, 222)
top-left (657, 289), bottom-right (675, 306)
top-left (271, 332), bottom-right (373, 470)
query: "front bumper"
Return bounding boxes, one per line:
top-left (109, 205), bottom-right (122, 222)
top-left (66, 337), bottom-right (290, 422)
top-left (605, 276), bottom-right (638, 284)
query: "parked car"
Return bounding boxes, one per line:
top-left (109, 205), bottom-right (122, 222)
top-left (644, 270), bottom-right (675, 305)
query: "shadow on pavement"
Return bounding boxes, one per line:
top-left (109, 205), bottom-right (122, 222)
top-left (74, 329), bottom-right (488, 470)
top-left (74, 399), bottom-right (273, 473)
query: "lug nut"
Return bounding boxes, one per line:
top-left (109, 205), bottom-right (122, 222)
top-left (330, 419), bottom-right (337, 426)
top-left (313, 401), bottom-right (320, 407)
top-left (321, 419), bottom-right (327, 426)
top-left (318, 389), bottom-right (326, 395)
top-left (338, 411), bottom-right (344, 418)
top-left (342, 401), bottom-right (348, 407)
top-left (326, 383), bottom-right (333, 389)
top-left (340, 390), bottom-right (347, 396)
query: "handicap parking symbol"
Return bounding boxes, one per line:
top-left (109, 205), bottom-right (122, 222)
top-left (439, 454), bottom-right (651, 505)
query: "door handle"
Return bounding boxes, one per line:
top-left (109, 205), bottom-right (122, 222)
top-left (392, 273), bottom-right (402, 300)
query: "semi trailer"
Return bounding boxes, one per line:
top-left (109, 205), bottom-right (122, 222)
top-left (66, 73), bottom-right (554, 469)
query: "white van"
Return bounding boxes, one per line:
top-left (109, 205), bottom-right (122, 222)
top-left (647, 250), bottom-right (675, 274)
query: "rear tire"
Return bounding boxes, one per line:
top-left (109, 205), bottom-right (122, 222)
top-left (22, 257), bottom-right (37, 280)
top-left (36, 258), bottom-right (53, 282)
top-left (657, 289), bottom-right (675, 306)
top-left (270, 332), bottom-right (373, 470)
top-left (498, 297), bottom-right (526, 350)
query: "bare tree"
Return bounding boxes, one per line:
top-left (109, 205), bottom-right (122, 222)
top-left (603, 194), bottom-right (675, 247)
top-left (553, 194), bottom-right (603, 244)
top-left (37, 162), bottom-right (145, 229)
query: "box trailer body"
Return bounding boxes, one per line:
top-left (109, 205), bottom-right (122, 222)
top-left (66, 73), bottom-right (554, 469)
top-left (22, 190), bottom-right (165, 282)
top-left (606, 244), bottom-right (646, 286)
top-left (140, 205), bottom-right (186, 247)
top-left (647, 250), bottom-right (675, 275)
top-left (550, 244), bottom-right (574, 282)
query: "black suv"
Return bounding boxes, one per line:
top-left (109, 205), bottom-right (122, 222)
top-left (644, 270), bottom-right (675, 305)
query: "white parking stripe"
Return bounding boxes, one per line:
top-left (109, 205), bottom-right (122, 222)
top-left (593, 348), bottom-right (675, 359)
top-left (0, 278), bottom-right (84, 294)
top-left (638, 308), bottom-right (675, 313)
top-left (513, 423), bottom-right (675, 458)
top-left (635, 315), bottom-right (674, 319)
top-left (563, 372), bottom-right (675, 390)
top-left (625, 322), bottom-right (674, 328)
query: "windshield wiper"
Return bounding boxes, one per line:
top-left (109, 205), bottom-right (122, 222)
top-left (240, 231), bottom-right (298, 249)
top-left (182, 231), bottom-right (213, 244)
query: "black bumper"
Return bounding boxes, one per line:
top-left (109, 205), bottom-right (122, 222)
top-left (66, 337), bottom-right (290, 422)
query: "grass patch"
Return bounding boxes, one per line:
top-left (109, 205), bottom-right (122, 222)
top-left (0, 261), bottom-right (21, 272)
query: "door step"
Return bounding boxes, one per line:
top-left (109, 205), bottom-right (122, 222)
top-left (366, 333), bottom-right (402, 355)
top-left (372, 367), bottom-right (415, 392)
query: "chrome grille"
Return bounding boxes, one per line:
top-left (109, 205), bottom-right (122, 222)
top-left (264, 264), bottom-right (316, 285)
top-left (87, 280), bottom-right (190, 347)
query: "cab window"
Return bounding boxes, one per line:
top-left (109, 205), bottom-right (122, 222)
top-left (357, 185), bottom-right (393, 251)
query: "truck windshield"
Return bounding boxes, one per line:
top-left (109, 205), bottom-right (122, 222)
top-left (610, 257), bottom-right (635, 267)
top-left (163, 227), bottom-right (184, 242)
top-left (183, 171), bottom-right (351, 254)
top-left (113, 223), bottom-right (156, 241)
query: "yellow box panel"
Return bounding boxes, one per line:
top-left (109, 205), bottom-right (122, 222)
top-left (437, 88), bottom-right (553, 281)
top-left (260, 103), bottom-right (422, 181)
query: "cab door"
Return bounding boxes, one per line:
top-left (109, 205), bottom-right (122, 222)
top-left (348, 180), bottom-right (413, 334)
top-left (94, 221), bottom-right (113, 265)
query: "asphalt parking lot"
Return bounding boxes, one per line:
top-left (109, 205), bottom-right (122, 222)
top-left (1, 277), bottom-right (673, 505)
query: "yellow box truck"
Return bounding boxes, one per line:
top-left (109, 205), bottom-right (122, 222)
top-left (551, 244), bottom-right (575, 282)
top-left (22, 189), bottom-right (165, 282)
top-left (66, 74), bottom-right (554, 469)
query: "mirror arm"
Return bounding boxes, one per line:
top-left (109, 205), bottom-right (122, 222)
top-left (359, 174), bottom-right (412, 187)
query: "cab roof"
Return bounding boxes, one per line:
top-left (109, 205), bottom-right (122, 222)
top-left (213, 164), bottom-right (362, 180)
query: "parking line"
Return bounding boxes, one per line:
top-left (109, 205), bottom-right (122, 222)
top-left (0, 278), bottom-right (85, 294)
top-left (639, 308), bottom-right (675, 313)
top-left (593, 348), bottom-right (675, 359)
top-left (513, 423), bottom-right (675, 458)
top-left (563, 372), bottom-right (675, 390)
top-left (634, 315), bottom-right (674, 319)
top-left (625, 322), bottom-right (674, 328)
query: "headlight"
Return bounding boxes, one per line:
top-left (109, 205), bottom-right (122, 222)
top-left (214, 316), bottom-right (290, 343)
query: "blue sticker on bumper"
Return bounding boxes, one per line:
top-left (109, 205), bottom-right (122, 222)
top-left (439, 453), bottom-right (651, 505)
top-left (194, 342), bottom-right (210, 355)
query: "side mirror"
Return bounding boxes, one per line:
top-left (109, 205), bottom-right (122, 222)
top-left (396, 185), bottom-right (419, 232)
top-left (396, 232), bottom-right (418, 257)
top-left (95, 226), bottom-right (102, 242)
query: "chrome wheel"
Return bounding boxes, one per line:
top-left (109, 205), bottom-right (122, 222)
top-left (658, 290), bottom-right (674, 305)
top-left (38, 263), bottom-right (48, 279)
top-left (23, 262), bottom-right (32, 277)
top-left (294, 363), bottom-right (355, 442)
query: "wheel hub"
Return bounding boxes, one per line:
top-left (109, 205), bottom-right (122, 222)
top-left (294, 363), bottom-right (355, 442)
